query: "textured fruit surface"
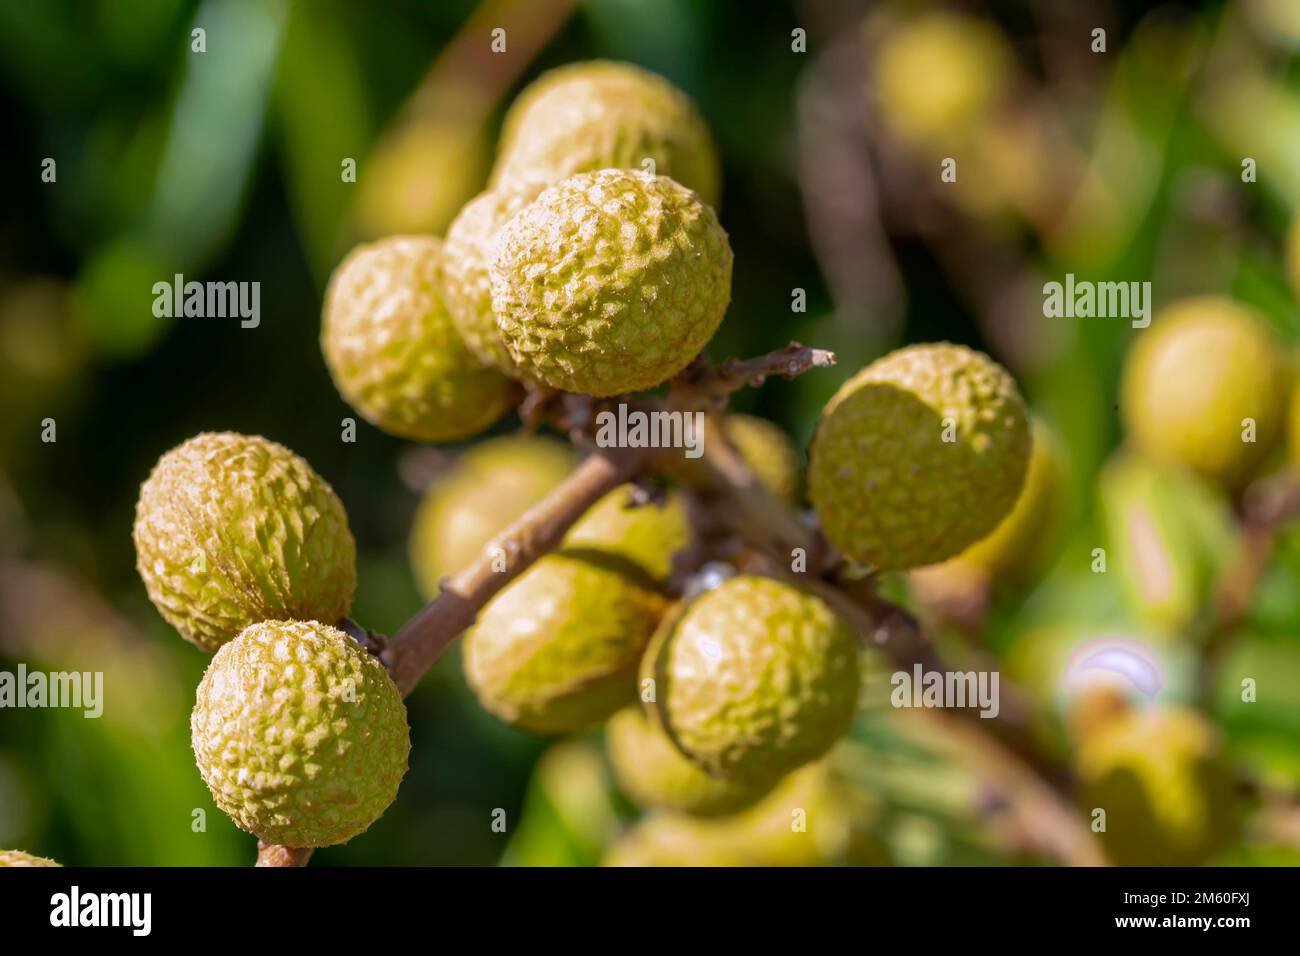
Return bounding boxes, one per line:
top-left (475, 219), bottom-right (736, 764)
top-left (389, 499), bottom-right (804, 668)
top-left (809, 343), bottom-right (1030, 571)
top-left (911, 416), bottom-right (1065, 598)
top-left (491, 169), bottom-right (732, 396)
top-left (644, 576), bottom-right (859, 784)
top-left (872, 12), bottom-right (1013, 151)
top-left (191, 620), bottom-right (410, 848)
top-left (493, 61), bottom-right (720, 207)
top-left (322, 236), bottom-right (515, 442)
top-left (723, 414), bottom-right (803, 505)
top-left (409, 434), bottom-right (575, 599)
top-left (0, 849), bottom-right (60, 867)
top-left (133, 432), bottom-right (356, 651)
top-left (606, 706), bottom-right (770, 817)
top-left (1121, 296), bottom-right (1290, 488)
top-left (439, 182), bottom-right (544, 372)
top-left (1077, 707), bottom-right (1240, 866)
top-left (463, 552), bottom-right (668, 734)
top-left (564, 484), bottom-right (693, 586)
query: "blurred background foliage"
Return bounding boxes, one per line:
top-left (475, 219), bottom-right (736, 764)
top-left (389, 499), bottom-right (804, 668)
top-left (1, 0), bottom-right (1299, 865)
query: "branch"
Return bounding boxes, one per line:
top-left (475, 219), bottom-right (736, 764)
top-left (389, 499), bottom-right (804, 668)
top-left (671, 342), bottom-right (836, 406)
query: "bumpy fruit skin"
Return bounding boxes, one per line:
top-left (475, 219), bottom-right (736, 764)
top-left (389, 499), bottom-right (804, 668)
top-left (722, 414), bottom-right (803, 505)
top-left (1121, 296), bottom-right (1290, 488)
top-left (133, 432), bottom-right (356, 651)
top-left (409, 435), bottom-right (575, 599)
top-left (0, 849), bottom-right (60, 867)
top-left (1077, 707), bottom-right (1240, 866)
top-left (643, 576), bottom-right (859, 784)
top-left (491, 169), bottom-right (733, 397)
top-left (809, 343), bottom-right (1030, 571)
top-left (871, 12), bottom-right (1013, 153)
top-left (322, 236), bottom-right (515, 442)
top-left (606, 706), bottom-right (771, 817)
top-left (463, 552), bottom-right (668, 735)
top-left (439, 183), bottom-right (544, 372)
top-left (493, 61), bottom-right (720, 207)
top-left (911, 416), bottom-right (1065, 598)
top-left (564, 484), bottom-right (694, 586)
top-left (191, 620), bottom-right (410, 848)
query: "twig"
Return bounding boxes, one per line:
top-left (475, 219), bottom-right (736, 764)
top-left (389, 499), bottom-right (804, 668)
top-left (256, 843), bottom-right (314, 868)
top-left (671, 342), bottom-right (835, 405)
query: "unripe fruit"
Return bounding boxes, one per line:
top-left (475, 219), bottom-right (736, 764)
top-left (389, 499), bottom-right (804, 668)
top-left (1076, 706), bottom-right (1240, 866)
top-left (565, 484), bottom-right (694, 586)
top-left (133, 432), bottom-right (356, 651)
top-left (409, 434), bottom-right (575, 599)
top-left (322, 236), bottom-right (515, 442)
top-left (722, 414), bottom-right (803, 505)
top-left (439, 183), bottom-right (544, 372)
top-left (491, 169), bottom-right (733, 397)
top-left (643, 576), bottom-right (859, 784)
top-left (494, 61), bottom-right (720, 207)
top-left (191, 620), bottom-right (410, 848)
top-left (602, 815), bottom-right (751, 867)
top-left (1120, 296), bottom-right (1290, 488)
top-left (0, 849), bottom-right (60, 866)
top-left (606, 706), bottom-right (771, 817)
top-left (809, 343), bottom-right (1030, 571)
top-left (871, 12), bottom-right (1014, 153)
top-left (911, 416), bottom-right (1065, 599)
top-left (1288, 213), bottom-right (1300, 302)
top-left (463, 552), bottom-right (668, 735)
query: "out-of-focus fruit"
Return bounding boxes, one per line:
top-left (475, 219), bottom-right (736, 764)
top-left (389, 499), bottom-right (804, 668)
top-left (133, 432), bottom-right (356, 651)
top-left (322, 236), bottom-right (515, 442)
top-left (564, 484), bottom-right (694, 587)
top-left (808, 343), bottom-right (1030, 571)
top-left (722, 414), bottom-right (803, 505)
top-left (191, 620), bottom-right (410, 847)
top-left (1120, 296), bottom-right (1290, 489)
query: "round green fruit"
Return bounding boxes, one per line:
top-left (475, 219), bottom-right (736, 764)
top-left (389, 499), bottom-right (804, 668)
top-left (409, 434), bottom-right (575, 599)
top-left (493, 61), bottom-right (720, 207)
top-left (439, 183), bottom-right (544, 372)
top-left (463, 552), bottom-right (668, 735)
top-left (0, 849), bottom-right (60, 867)
top-left (809, 343), bottom-right (1030, 571)
top-left (723, 414), bottom-right (803, 505)
top-left (911, 415), bottom-right (1065, 599)
top-left (1076, 706), bottom-right (1240, 866)
top-left (1121, 296), bottom-right (1290, 488)
top-left (191, 619), bottom-right (410, 848)
top-left (602, 815), bottom-right (751, 867)
top-left (643, 576), bottom-right (859, 784)
top-left (133, 432), bottom-right (356, 651)
top-left (565, 484), bottom-right (694, 587)
top-left (490, 169), bottom-right (732, 397)
top-left (606, 706), bottom-right (770, 817)
top-left (322, 236), bottom-right (516, 442)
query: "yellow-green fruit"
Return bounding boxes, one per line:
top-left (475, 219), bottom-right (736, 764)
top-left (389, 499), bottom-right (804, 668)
top-left (871, 12), bottom-right (1014, 152)
top-left (1077, 706), bottom-right (1240, 866)
top-left (494, 61), bottom-right (720, 207)
top-left (439, 182), bottom-right (544, 372)
top-left (1288, 378), bottom-right (1300, 466)
top-left (463, 552), bottom-right (668, 735)
top-left (565, 484), bottom-right (693, 586)
top-left (911, 416), bottom-right (1065, 597)
top-left (354, 115), bottom-right (489, 239)
top-left (723, 414), bottom-right (802, 505)
top-left (133, 432), bottom-right (356, 651)
top-left (491, 169), bottom-right (733, 397)
top-left (603, 815), bottom-right (752, 867)
top-left (1121, 296), bottom-right (1290, 488)
top-left (606, 706), bottom-right (770, 817)
top-left (0, 850), bottom-right (60, 867)
top-left (644, 576), bottom-right (859, 784)
top-left (409, 435), bottom-right (575, 599)
top-left (322, 236), bottom-right (515, 442)
top-left (809, 343), bottom-right (1031, 571)
top-left (191, 620), bottom-right (410, 848)
top-left (1288, 213), bottom-right (1300, 301)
